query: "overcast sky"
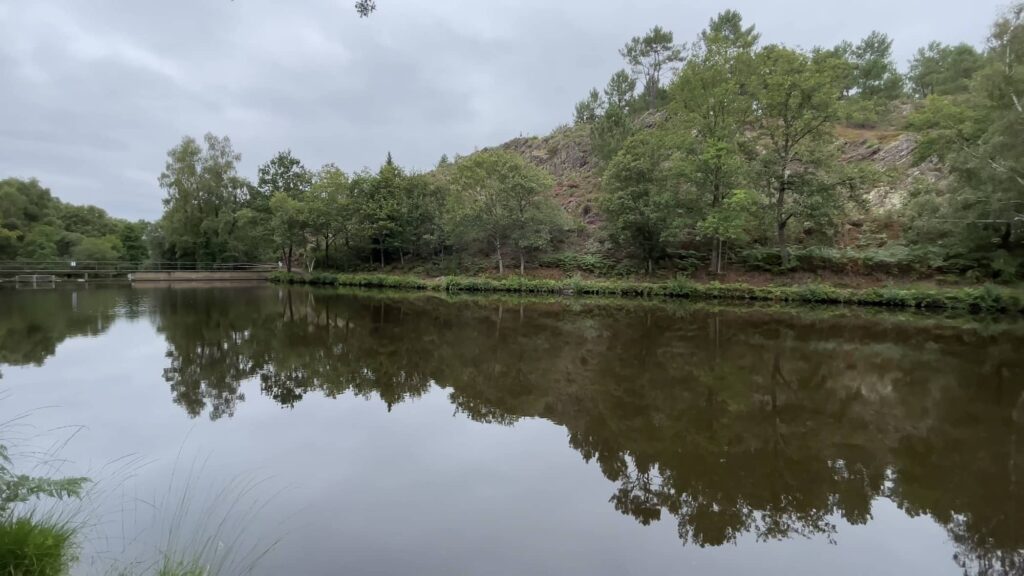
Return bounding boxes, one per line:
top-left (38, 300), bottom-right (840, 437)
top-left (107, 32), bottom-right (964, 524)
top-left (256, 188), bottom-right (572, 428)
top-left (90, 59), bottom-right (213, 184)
top-left (0, 0), bottom-right (1009, 220)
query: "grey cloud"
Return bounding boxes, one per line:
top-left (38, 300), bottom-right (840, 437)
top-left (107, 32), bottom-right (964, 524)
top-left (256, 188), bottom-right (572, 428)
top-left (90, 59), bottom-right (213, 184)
top-left (0, 0), bottom-right (1006, 220)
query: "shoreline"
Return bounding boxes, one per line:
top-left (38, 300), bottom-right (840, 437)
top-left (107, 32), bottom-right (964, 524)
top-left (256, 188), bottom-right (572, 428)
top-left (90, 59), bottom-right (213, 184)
top-left (269, 271), bottom-right (1024, 314)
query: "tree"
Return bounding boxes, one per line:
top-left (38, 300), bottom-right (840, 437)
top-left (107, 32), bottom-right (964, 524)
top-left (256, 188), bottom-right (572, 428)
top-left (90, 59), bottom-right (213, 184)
top-left (604, 69), bottom-right (637, 110)
top-left (695, 189), bottom-right (762, 251)
top-left (350, 160), bottom-right (404, 269)
top-left (255, 150), bottom-right (311, 209)
top-left (750, 45), bottom-right (848, 266)
top-left (575, 71), bottom-right (641, 165)
top-left (269, 193), bottom-right (306, 272)
top-left (620, 26), bottom-right (685, 109)
top-left (601, 132), bottom-right (679, 274)
top-left (256, 150), bottom-right (311, 268)
top-left (118, 221), bottom-right (150, 262)
top-left (907, 3), bottom-right (1024, 256)
top-left (574, 88), bottom-right (603, 125)
top-left (306, 165), bottom-right (350, 269)
top-left (908, 42), bottom-right (985, 98)
top-left (157, 134), bottom-right (247, 262)
top-left (71, 236), bottom-right (124, 261)
top-left (450, 150), bottom-right (560, 274)
top-left (850, 31), bottom-right (904, 100)
top-left (667, 10), bottom-right (759, 273)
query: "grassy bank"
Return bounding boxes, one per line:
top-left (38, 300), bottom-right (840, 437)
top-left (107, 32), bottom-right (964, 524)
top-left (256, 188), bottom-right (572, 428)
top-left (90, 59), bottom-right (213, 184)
top-left (270, 271), bottom-right (1024, 314)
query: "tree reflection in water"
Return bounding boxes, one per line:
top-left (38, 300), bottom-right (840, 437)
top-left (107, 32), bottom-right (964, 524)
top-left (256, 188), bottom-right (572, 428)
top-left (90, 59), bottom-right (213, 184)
top-left (2, 285), bottom-right (1023, 574)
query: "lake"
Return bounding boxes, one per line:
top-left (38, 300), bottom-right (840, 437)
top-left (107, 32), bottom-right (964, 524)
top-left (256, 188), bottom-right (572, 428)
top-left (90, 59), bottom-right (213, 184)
top-left (1, 285), bottom-right (1022, 575)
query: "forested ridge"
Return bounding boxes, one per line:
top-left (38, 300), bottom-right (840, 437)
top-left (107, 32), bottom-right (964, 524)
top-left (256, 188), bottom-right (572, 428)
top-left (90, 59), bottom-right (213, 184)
top-left (3, 4), bottom-right (1023, 283)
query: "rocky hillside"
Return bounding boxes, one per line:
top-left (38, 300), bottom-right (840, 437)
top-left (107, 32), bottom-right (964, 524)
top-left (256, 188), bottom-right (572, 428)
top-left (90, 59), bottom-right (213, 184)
top-left (491, 116), bottom-right (948, 238)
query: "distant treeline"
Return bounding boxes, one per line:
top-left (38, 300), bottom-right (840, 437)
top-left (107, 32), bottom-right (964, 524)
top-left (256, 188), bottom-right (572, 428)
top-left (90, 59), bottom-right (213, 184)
top-left (4, 4), bottom-right (1023, 280)
top-left (0, 178), bottom-right (148, 262)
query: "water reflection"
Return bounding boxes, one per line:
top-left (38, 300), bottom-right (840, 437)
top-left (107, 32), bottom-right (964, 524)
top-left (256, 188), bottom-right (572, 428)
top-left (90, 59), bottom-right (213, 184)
top-left (2, 286), bottom-right (1024, 574)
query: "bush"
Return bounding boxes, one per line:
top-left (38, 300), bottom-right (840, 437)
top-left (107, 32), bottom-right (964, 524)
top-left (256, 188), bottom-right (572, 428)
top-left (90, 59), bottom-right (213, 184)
top-left (539, 252), bottom-right (615, 275)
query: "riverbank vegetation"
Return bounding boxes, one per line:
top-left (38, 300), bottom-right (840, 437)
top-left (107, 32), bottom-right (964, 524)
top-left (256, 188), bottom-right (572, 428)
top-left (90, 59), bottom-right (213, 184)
top-left (3, 4), bottom-right (1023, 287)
top-left (270, 271), bottom-right (1024, 313)
top-left (1, 434), bottom-right (274, 576)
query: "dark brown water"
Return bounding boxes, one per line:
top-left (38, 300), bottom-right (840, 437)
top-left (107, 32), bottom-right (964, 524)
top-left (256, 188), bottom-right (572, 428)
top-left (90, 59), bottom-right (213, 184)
top-left (2, 285), bottom-right (1023, 575)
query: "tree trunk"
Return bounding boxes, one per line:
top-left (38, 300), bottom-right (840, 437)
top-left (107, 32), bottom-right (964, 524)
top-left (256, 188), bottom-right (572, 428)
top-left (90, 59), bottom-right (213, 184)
top-left (776, 173), bottom-right (789, 268)
top-left (287, 243), bottom-right (293, 273)
top-left (379, 242), bottom-right (385, 269)
top-left (400, 250), bottom-right (405, 266)
top-left (710, 236), bottom-right (721, 275)
top-left (718, 240), bottom-right (726, 274)
top-left (495, 239), bottom-right (504, 275)
top-left (519, 249), bottom-right (525, 276)
top-left (647, 258), bottom-right (653, 276)
top-left (777, 222), bottom-right (789, 268)
top-left (324, 235), bottom-right (330, 269)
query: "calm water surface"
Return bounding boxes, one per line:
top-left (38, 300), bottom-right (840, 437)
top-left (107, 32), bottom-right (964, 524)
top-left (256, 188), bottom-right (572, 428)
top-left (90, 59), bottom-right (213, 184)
top-left (2, 285), bottom-right (1023, 575)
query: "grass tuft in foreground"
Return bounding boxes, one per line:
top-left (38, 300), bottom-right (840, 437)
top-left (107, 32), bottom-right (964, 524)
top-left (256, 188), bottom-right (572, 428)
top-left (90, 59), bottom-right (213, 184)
top-left (0, 516), bottom-right (77, 576)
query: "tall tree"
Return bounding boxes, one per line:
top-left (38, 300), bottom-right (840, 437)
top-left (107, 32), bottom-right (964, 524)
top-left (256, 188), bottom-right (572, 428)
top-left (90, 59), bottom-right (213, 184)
top-left (621, 26), bottom-right (685, 109)
top-left (601, 132), bottom-right (680, 274)
top-left (269, 193), bottom-right (307, 273)
top-left (907, 3), bottom-right (1024, 253)
top-left (256, 150), bottom-right (311, 269)
top-left (750, 45), bottom-right (847, 266)
top-left (450, 150), bottom-right (560, 274)
top-left (306, 164), bottom-right (350, 269)
top-left (908, 42), bottom-right (985, 98)
top-left (350, 159), bottom-right (404, 268)
top-left (604, 69), bottom-right (637, 110)
top-left (668, 10), bottom-right (759, 273)
top-left (850, 31), bottom-right (904, 100)
top-left (157, 134), bottom-right (246, 262)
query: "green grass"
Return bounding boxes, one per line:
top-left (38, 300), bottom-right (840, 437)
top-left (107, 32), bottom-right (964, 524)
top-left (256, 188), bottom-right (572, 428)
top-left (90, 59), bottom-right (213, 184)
top-left (0, 516), bottom-right (77, 576)
top-left (270, 271), bottom-right (1024, 314)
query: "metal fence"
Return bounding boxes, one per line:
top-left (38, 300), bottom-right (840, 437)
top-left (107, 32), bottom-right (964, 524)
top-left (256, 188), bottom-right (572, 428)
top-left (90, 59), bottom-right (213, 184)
top-left (0, 261), bottom-right (278, 274)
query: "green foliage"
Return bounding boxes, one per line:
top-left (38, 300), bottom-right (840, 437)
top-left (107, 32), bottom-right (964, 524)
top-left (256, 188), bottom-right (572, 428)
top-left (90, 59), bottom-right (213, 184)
top-left (908, 42), bottom-right (984, 98)
top-left (539, 252), bottom-right (616, 275)
top-left (0, 178), bottom-right (147, 263)
top-left (0, 516), bottom-right (77, 576)
top-left (620, 25), bottom-right (685, 109)
top-left (0, 442), bottom-right (88, 576)
top-left (906, 3), bottom-right (1024, 256)
top-left (0, 446), bottom-right (88, 518)
top-left (273, 271), bottom-right (1024, 313)
top-left (667, 10), bottom-right (760, 272)
top-left (849, 31), bottom-right (904, 101)
top-left (70, 236), bottom-right (124, 261)
top-left (600, 132), bottom-right (679, 273)
top-left (449, 149), bottom-right (562, 274)
top-left (750, 44), bottom-right (848, 266)
top-left (696, 189), bottom-right (761, 245)
top-left (156, 134), bottom-right (247, 263)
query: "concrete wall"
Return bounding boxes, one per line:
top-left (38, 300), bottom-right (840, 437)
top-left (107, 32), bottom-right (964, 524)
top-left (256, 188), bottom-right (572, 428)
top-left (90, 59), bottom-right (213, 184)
top-left (131, 270), bottom-right (273, 282)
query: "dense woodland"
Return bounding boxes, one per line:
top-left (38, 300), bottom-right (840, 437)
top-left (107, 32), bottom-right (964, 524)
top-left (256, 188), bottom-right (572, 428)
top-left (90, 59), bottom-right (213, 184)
top-left (3, 4), bottom-right (1023, 281)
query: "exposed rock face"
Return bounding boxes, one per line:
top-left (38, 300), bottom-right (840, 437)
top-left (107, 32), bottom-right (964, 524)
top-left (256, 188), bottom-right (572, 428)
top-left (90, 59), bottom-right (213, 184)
top-left (487, 120), bottom-right (948, 233)
top-left (497, 125), bottom-right (603, 226)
